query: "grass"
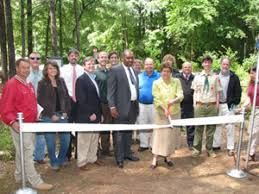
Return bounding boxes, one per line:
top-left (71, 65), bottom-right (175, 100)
top-left (0, 122), bottom-right (15, 160)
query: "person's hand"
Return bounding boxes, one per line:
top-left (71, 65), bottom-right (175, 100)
top-left (51, 115), bottom-right (60, 122)
top-left (62, 113), bottom-right (68, 119)
top-left (164, 108), bottom-right (170, 117)
top-left (110, 107), bottom-right (119, 119)
top-left (168, 99), bottom-right (176, 106)
top-left (11, 122), bottom-right (20, 133)
top-left (89, 114), bottom-right (97, 121)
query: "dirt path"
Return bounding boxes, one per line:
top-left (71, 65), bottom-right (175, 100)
top-left (1, 132), bottom-right (259, 194)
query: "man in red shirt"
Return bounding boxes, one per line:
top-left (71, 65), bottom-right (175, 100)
top-left (0, 58), bottom-right (53, 191)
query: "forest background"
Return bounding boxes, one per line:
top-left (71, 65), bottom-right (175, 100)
top-left (0, 0), bottom-right (259, 82)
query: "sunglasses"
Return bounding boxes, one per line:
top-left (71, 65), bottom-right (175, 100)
top-left (30, 57), bottom-right (41, 60)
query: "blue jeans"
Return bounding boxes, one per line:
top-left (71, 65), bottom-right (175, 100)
top-left (33, 133), bottom-right (46, 161)
top-left (41, 115), bottom-right (70, 167)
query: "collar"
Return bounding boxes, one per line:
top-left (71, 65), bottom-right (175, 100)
top-left (97, 65), bottom-right (107, 72)
top-left (85, 71), bottom-right (96, 80)
top-left (15, 75), bottom-right (29, 86)
top-left (220, 70), bottom-right (230, 76)
top-left (201, 70), bottom-right (213, 76)
top-left (143, 70), bottom-right (155, 77)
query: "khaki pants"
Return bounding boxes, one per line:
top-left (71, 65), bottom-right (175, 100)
top-left (11, 130), bottom-right (43, 187)
top-left (77, 132), bottom-right (99, 167)
top-left (193, 104), bottom-right (218, 152)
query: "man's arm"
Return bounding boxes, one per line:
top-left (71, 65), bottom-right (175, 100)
top-left (107, 68), bottom-right (119, 118)
top-left (0, 81), bottom-right (20, 132)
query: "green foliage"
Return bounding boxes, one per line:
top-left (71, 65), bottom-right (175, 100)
top-left (0, 123), bottom-right (14, 160)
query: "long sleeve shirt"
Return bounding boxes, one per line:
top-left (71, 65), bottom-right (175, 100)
top-left (0, 76), bottom-right (37, 125)
top-left (60, 63), bottom-right (84, 97)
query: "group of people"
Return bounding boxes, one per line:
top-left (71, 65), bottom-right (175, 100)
top-left (0, 47), bottom-right (258, 191)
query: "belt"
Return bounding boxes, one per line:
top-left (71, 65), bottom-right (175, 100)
top-left (196, 101), bottom-right (216, 106)
top-left (139, 102), bottom-right (153, 105)
top-left (219, 101), bottom-right (227, 104)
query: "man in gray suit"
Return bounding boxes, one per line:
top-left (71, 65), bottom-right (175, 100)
top-left (107, 49), bottom-right (140, 168)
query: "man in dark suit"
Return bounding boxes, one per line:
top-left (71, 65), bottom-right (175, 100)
top-left (107, 49), bottom-right (140, 168)
top-left (178, 62), bottom-right (195, 149)
top-left (76, 57), bottom-right (103, 170)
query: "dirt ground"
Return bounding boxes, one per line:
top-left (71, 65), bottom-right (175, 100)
top-left (1, 129), bottom-right (259, 194)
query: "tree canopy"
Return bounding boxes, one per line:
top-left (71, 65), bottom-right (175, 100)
top-left (0, 0), bottom-right (258, 78)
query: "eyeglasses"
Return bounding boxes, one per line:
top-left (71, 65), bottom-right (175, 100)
top-left (30, 57), bottom-right (41, 60)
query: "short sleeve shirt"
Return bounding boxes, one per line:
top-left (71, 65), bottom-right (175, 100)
top-left (191, 70), bottom-right (222, 103)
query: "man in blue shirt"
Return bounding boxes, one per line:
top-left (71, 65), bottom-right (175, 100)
top-left (138, 58), bottom-right (160, 151)
top-left (27, 52), bottom-right (46, 164)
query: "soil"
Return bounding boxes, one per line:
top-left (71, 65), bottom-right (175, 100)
top-left (1, 129), bottom-right (259, 194)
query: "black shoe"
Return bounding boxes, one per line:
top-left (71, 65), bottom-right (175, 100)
top-left (117, 162), bottom-right (124, 168)
top-left (164, 158), bottom-right (174, 167)
top-left (125, 155), bottom-right (140, 161)
top-left (212, 147), bottom-right (221, 151)
top-left (138, 147), bottom-right (149, 152)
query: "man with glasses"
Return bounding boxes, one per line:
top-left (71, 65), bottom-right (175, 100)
top-left (28, 52), bottom-right (46, 164)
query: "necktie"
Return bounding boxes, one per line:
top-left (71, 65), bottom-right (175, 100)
top-left (127, 67), bottom-right (136, 85)
top-left (72, 65), bottom-right (77, 102)
top-left (203, 75), bottom-right (209, 93)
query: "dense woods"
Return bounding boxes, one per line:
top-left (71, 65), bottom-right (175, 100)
top-left (0, 0), bottom-right (258, 80)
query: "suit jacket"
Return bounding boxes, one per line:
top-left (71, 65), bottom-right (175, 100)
top-left (107, 64), bottom-right (139, 121)
top-left (75, 72), bottom-right (102, 123)
top-left (178, 73), bottom-right (195, 112)
top-left (37, 77), bottom-right (71, 118)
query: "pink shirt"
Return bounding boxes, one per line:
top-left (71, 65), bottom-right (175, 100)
top-left (247, 81), bottom-right (259, 106)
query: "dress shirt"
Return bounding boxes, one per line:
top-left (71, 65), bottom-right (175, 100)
top-left (60, 63), bottom-right (84, 97)
top-left (122, 64), bottom-right (137, 101)
top-left (85, 71), bottom-right (100, 97)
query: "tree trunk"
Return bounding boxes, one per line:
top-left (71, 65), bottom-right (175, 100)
top-left (58, 0), bottom-right (63, 56)
top-left (27, 0), bottom-right (33, 55)
top-left (49, 0), bottom-right (58, 56)
top-left (5, 0), bottom-right (16, 77)
top-left (45, 14), bottom-right (50, 58)
top-left (20, 0), bottom-right (26, 57)
top-left (0, 0), bottom-right (8, 80)
top-left (73, 0), bottom-right (80, 51)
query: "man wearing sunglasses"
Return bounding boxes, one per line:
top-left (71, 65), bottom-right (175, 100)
top-left (27, 52), bottom-right (47, 165)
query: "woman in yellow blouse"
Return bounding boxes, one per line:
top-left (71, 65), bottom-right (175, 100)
top-left (151, 63), bottom-right (183, 169)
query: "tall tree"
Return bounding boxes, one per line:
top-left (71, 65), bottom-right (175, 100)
top-left (73, 0), bottom-right (80, 51)
top-left (45, 14), bottom-right (50, 58)
top-left (5, 0), bottom-right (16, 76)
top-left (0, 0), bottom-right (8, 80)
top-left (20, 0), bottom-right (26, 57)
top-left (49, 0), bottom-right (58, 56)
top-left (58, 0), bottom-right (63, 56)
top-left (27, 0), bottom-right (33, 55)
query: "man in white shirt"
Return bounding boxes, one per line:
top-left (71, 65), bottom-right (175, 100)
top-left (60, 48), bottom-right (84, 161)
top-left (107, 50), bottom-right (140, 168)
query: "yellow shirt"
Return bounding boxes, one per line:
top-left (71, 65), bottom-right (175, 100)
top-left (152, 77), bottom-right (183, 115)
top-left (191, 70), bottom-right (222, 103)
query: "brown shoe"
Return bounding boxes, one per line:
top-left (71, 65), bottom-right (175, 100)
top-left (33, 182), bottom-right (53, 191)
top-left (94, 159), bottom-right (104, 166)
top-left (78, 164), bottom-right (90, 171)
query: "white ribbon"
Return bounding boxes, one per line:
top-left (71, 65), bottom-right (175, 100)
top-left (20, 115), bottom-right (244, 133)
